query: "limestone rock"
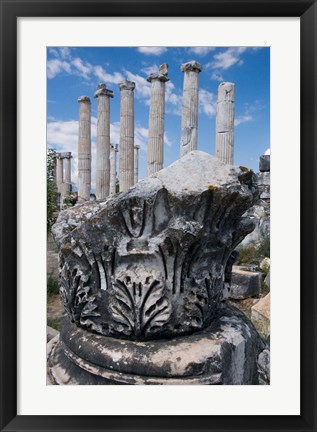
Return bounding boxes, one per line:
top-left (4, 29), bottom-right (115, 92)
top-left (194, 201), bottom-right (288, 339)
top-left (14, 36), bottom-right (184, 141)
top-left (259, 155), bottom-right (270, 172)
top-left (52, 151), bottom-right (258, 341)
top-left (251, 293), bottom-right (270, 340)
top-left (264, 270), bottom-right (270, 289)
top-left (229, 266), bottom-right (261, 299)
top-left (257, 348), bottom-right (270, 384)
top-left (47, 325), bottom-right (58, 343)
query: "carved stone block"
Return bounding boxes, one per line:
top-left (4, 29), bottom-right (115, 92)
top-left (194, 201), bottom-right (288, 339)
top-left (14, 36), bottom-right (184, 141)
top-left (52, 151), bottom-right (258, 341)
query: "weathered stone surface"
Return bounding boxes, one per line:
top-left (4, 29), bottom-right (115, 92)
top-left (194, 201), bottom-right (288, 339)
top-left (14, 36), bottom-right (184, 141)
top-left (251, 293), bottom-right (270, 340)
top-left (180, 62), bottom-right (202, 157)
top-left (119, 80), bottom-right (135, 192)
top-left (257, 348), bottom-right (270, 384)
top-left (94, 83), bottom-right (114, 199)
top-left (48, 304), bottom-right (267, 385)
top-left (264, 270), bottom-right (270, 289)
top-left (47, 325), bottom-right (58, 343)
top-left (52, 151), bottom-right (258, 341)
top-left (259, 155), bottom-right (270, 172)
top-left (229, 266), bottom-right (261, 299)
top-left (240, 200), bottom-right (270, 246)
top-left (147, 65), bottom-right (168, 176)
top-left (215, 82), bottom-right (235, 165)
top-left (77, 96), bottom-right (91, 202)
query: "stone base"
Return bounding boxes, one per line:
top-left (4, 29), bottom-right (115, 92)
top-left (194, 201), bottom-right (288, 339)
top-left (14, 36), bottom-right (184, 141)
top-left (229, 267), bottom-right (261, 299)
top-left (47, 305), bottom-right (269, 385)
top-left (251, 293), bottom-right (270, 341)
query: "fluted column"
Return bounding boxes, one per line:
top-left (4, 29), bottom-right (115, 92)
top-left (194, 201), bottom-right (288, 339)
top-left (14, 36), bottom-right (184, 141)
top-left (134, 145), bottom-right (140, 184)
top-left (94, 84), bottom-right (114, 199)
top-left (77, 96), bottom-right (91, 202)
top-left (119, 80), bottom-right (135, 192)
top-left (56, 153), bottom-right (63, 193)
top-left (180, 61), bottom-right (202, 157)
top-left (146, 64), bottom-right (169, 175)
top-left (215, 82), bottom-right (235, 165)
top-left (62, 152), bottom-right (72, 196)
top-left (110, 144), bottom-right (118, 195)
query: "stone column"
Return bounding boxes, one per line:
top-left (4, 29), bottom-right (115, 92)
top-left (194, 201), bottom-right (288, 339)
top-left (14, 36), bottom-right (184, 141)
top-left (53, 155), bottom-right (57, 187)
top-left (134, 145), bottom-right (140, 184)
top-left (94, 84), bottom-right (114, 200)
top-left (118, 80), bottom-right (135, 192)
top-left (110, 144), bottom-right (118, 196)
top-left (180, 61), bottom-right (202, 157)
top-left (146, 64), bottom-right (169, 175)
top-left (77, 96), bottom-right (91, 202)
top-left (215, 82), bottom-right (235, 165)
top-left (56, 153), bottom-right (63, 194)
top-left (62, 152), bottom-right (72, 196)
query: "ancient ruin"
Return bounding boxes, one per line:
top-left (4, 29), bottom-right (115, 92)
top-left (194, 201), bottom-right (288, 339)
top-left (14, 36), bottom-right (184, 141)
top-left (47, 59), bottom-right (270, 386)
top-left (119, 80), bottom-right (135, 192)
top-left (215, 82), bottom-right (235, 164)
top-left (94, 84), bottom-right (114, 200)
top-left (54, 152), bottom-right (72, 209)
top-left (146, 64), bottom-right (169, 175)
top-left (180, 61), bottom-right (202, 157)
top-left (48, 151), bottom-right (269, 385)
top-left (77, 96), bottom-right (92, 202)
top-left (134, 144), bottom-right (140, 184)
top-left (109, 143), bottom-right (118, 196)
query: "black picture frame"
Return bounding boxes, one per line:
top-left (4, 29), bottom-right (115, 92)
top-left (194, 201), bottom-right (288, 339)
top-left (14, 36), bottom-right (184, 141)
top-left (0, 1), bottom-right (316, 431)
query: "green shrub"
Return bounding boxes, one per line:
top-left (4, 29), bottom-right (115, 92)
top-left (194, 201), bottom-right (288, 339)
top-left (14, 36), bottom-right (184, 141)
top-left (47, 318), bottom-right (61, 331)
top-left (47, 275), bottom-right (59, 296)
top-left (237, 236), bottom-right (270, 265)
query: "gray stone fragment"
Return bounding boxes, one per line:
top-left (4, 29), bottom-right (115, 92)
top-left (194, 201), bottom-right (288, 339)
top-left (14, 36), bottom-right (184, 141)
top-left (264, 270), bottom-right (270, 289)
top-left (229, 266), bottom-right (261, 299)
top-left (47, 325), bottom-right (58, 343)
top-left (259, 155), bottom-right (270, 172)
top-left (257, 348), bottom-right (270, 384)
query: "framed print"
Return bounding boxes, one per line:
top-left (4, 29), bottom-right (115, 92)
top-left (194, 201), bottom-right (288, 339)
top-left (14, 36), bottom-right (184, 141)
top-left (0, 0), bottom-right (316, 431)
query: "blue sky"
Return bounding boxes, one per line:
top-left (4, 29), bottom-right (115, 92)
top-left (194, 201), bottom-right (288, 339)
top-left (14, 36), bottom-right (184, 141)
top-left (47, 46), bottom-right (270, 192)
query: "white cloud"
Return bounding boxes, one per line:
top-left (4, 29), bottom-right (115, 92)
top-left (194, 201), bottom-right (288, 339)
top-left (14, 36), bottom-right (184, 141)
top-left (93, 65), bottom-right (125, 84)
top-left (211, 71), bottom-right (224, 82)
top-left (71, 57), bottom-right (92, 79)
top-left (47, 48), bottom-right (124, 86)
top-left (140, 64), bottom-right (159, 76)
top-left (138, 47), bottom-right (168, 56)
top-left (208, 47), bottom-right (248, 70)
top-left (59, 47), bottom-right (71, 58)
top-left (234, 115), bottom-right (253, 126)
top-left (199, 89), bottom-right (216, 117)
top-left (188, 47), bottom-right (215, 56)
top-left (47, 59), bottom-right (72, 78)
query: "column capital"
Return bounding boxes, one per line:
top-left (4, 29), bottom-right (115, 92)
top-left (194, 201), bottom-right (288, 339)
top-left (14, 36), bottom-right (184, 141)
top-left (147, 63), bottom-right (169, 83)
top-left (181, 61), bottom-right (202, 73)
top-left (111, 143), bottom-right (119, 152)
top-left (217, 82), bottom-right (235, 102)
top-left (118, 80), bottom-right (135, 91)
top-left (94, 83), bottom-right (114, 99)
top-left (78, 95), bottom-right (91, 104)
top-left (60, 151), bottom-right (72, 159)
top-left (146, 73), bottom-right (169, 83)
